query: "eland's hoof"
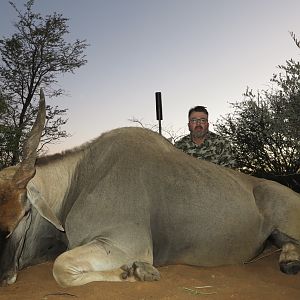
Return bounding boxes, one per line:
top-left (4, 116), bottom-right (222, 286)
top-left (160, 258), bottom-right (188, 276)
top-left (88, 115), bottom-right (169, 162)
top-left (280, 260), bottom-right (300, 275)
top-left (121, 261), bottom-right (160, 281)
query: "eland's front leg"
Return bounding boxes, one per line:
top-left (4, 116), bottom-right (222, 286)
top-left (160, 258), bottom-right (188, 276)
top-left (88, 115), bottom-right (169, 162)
top-left (52, 238), bottom-right (155, 287)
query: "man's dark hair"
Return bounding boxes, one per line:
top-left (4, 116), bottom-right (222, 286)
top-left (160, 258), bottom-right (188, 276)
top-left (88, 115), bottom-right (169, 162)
top-left (188, 106), bottom-right (208, 118)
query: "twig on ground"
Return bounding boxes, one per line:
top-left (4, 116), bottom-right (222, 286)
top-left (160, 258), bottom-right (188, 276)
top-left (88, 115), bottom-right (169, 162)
top-left (182, 286), bottom-right (217, 296)
top-left (244, 248), bottom-right (282, 264)
top-left (41, 291), bottom-right (78, 299)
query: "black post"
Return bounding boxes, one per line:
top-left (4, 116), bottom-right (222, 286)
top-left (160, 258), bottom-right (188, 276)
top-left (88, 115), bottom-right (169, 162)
top-left (155, 92), bottom-right (163, 135)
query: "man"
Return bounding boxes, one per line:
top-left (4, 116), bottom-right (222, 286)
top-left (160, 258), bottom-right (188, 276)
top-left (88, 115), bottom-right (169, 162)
top-left (174, 106), bottom-right (235, 168)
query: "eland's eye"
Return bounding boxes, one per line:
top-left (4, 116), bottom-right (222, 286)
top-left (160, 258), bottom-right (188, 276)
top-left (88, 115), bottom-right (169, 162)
top-left (0, 193), bottom-right (7, 205)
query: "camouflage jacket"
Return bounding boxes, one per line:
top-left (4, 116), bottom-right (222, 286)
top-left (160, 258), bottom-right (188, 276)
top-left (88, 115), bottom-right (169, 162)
top-left (174, 131), bottom-right (236, 168)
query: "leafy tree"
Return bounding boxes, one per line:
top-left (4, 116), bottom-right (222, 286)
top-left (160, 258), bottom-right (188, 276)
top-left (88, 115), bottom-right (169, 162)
top-left (0, 91), bottom-right (7, 115)
top-left (215, 33), bottom-right (300, 178)
top-left (0, 0), bottom-right (88, 168)
top-left (0, 92), bottom-right (10, 166)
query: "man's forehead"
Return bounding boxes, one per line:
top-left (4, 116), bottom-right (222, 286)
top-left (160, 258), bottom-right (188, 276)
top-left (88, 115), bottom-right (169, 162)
top-left (189, 111), bottom-right (208, 119)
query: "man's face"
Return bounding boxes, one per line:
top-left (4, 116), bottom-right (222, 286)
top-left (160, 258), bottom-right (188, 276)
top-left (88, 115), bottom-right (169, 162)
top-left (188, 111), bottom-right (209, 139)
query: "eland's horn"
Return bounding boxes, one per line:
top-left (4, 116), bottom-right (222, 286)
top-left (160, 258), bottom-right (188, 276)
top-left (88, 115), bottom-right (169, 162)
top-left (13, 89), bottom-right (46, 188)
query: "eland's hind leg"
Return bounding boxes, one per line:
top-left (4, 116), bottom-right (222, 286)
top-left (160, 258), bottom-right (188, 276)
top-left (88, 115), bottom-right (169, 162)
top-left (254, 181), bottom-right (300, 275)
top-left (280, 243), bottom-right (300, 274)
top-left (270, 230), bottom-right (300, 274)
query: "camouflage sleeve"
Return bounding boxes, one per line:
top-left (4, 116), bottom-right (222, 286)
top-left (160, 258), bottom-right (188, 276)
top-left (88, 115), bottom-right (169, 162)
top-left (218, 142), bottom-right (236, 168)
top-left (174, 138), bottom-right (186, 151)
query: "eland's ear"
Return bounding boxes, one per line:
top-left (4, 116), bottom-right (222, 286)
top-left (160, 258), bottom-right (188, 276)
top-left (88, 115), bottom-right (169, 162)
top-left (27, 186), bottom-right (64, 232)
top-left (13, 89), bottom-right (46, 189)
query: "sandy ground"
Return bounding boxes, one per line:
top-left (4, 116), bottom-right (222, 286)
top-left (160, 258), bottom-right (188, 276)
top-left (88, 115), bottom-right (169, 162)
top-left (1, 248), bottom-right (300, 300)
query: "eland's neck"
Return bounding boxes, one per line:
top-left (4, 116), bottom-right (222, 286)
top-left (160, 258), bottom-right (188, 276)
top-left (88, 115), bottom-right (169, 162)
top-left (28, 151), bottom-right (84, 217)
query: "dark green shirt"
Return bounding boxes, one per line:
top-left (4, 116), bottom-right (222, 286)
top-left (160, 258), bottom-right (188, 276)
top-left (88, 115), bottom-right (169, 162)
top-left (174, 131), bottom-right (236, 168)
